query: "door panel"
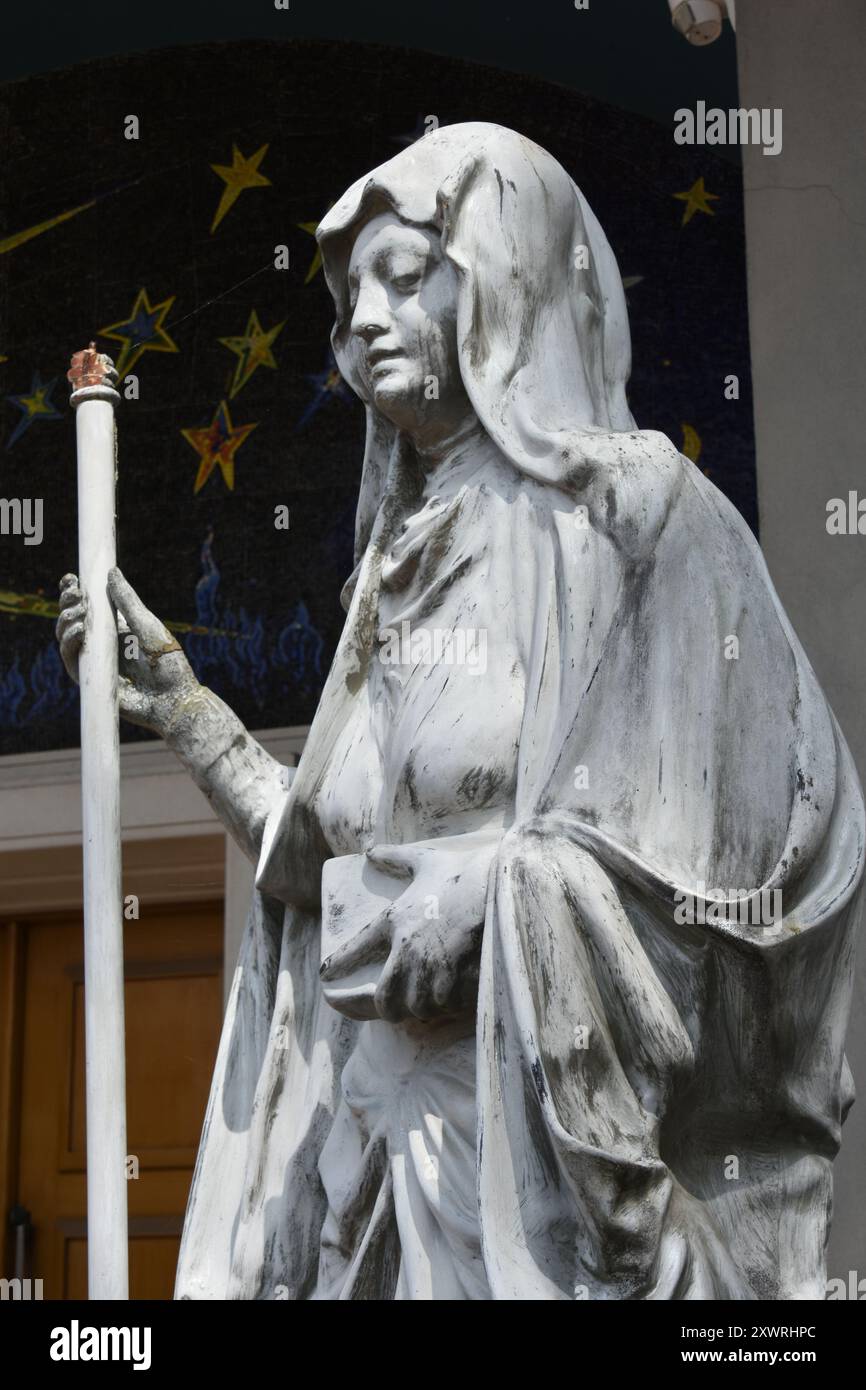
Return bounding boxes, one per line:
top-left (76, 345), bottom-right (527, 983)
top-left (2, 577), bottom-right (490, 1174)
top-left (16, 902), bottom-right (223, 1299)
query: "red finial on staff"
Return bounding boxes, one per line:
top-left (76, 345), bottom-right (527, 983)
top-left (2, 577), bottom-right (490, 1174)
top-left (68, 343), bottom-right (119, 397)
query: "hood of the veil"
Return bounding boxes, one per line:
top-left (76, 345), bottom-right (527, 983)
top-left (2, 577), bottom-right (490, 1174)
top-left (317, 122), bottom-right (637, 565)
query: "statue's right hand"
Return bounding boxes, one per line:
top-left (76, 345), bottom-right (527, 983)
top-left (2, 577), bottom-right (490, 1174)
top-left (56, 569), bottom-right (200, 736)
top-left (56, 574), bottom-right (86, 684)
top-left (109, 568), bottom-right (199, 734)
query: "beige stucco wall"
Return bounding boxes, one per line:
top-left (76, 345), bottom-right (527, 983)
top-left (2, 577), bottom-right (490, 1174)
top-left (737, 0), bottom-right (866, 1283)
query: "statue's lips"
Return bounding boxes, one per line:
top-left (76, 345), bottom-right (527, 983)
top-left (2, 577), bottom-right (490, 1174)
top-left (368, 349), bottom-right (405, 375)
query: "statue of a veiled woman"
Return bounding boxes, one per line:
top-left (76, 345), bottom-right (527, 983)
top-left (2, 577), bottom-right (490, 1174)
top-left (57, 123), bottom-right (864, 1301)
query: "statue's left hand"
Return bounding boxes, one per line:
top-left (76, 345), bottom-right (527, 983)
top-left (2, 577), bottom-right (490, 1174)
top-left (362, 838), bottom-right (497, 1023)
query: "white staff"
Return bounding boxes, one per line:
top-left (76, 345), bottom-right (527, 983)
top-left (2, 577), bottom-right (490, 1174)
top-left (67, 344), bottom-right (128, 1300)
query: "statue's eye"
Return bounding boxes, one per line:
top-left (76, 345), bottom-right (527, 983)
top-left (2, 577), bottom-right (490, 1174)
top-left (392, 271), bottom-right (422, 293)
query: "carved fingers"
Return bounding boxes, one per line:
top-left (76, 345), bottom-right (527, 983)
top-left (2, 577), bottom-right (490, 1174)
top-left (372, 904), bottom-right (484, 1024)
top-left (364, 842), bottom-right (418, 880)
top-left (56, 574), bottom-right (86, 682)
top-left (319, 908), bottom-right (391, 982)
top-left (107, 567), bottom-right (177, 654)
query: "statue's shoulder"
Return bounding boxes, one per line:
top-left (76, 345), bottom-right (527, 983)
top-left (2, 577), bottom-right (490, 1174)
top-left (494, 430), bottom-right (690, 559)
top-left (580, 428), bottom-right (688, 559)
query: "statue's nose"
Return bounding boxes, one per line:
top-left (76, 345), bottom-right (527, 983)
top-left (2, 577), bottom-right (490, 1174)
top-left (350, 283), bottom-right (390, 341)
top-left (355, 321), bottom-right (384, 342)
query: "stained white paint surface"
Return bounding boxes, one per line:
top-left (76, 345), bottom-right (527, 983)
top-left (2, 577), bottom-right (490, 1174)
top-left (74, 387), bottom-right (128, 1301)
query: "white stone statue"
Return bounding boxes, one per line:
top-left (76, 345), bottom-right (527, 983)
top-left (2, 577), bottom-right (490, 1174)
top-left (57, 123), bottom-right (864, 1301)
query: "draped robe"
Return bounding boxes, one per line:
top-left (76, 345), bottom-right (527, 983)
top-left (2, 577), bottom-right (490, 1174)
top-left (174, 124), bottom-right (864, 1301)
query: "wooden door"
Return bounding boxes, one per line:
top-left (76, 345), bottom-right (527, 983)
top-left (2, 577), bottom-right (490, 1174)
top-left (13, 901), bottom-right (223, 1299)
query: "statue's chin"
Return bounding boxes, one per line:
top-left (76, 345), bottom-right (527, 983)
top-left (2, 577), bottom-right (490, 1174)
top-left (371, 375), bottom-right (424, 430)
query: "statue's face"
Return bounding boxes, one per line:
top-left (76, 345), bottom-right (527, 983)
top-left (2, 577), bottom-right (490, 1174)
top-left (347, 211), bottom-right (474, 446)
